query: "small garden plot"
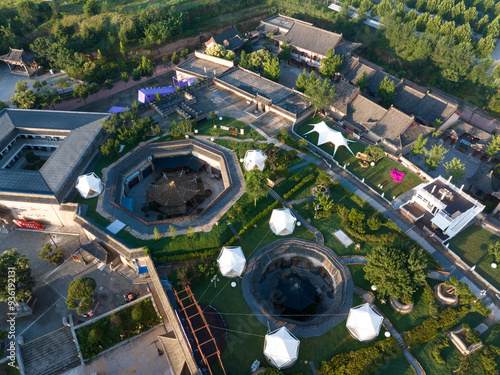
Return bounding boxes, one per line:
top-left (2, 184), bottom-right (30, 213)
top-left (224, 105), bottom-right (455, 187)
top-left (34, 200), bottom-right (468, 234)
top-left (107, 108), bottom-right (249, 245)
top-left (297, 122), bottom-right (422, 198)
top-left (195, 116), bottom-right (266, 140)
top-left (76, 298), bottom-right (160, 359)
top-left (449, 226), bottom-right (500, 291)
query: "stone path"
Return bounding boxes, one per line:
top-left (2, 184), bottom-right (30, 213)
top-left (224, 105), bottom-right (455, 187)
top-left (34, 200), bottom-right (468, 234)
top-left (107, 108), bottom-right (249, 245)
top-left (354, 287), bottom-right (426, 375)
top-left (342, 256), bottom-right (368, 265)
top-left (287, 197), bottom-right (314, 205)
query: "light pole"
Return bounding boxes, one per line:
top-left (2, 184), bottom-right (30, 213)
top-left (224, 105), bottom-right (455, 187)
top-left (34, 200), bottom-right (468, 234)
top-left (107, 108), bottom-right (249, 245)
top-left (47, 233), bottom-right (57, 248)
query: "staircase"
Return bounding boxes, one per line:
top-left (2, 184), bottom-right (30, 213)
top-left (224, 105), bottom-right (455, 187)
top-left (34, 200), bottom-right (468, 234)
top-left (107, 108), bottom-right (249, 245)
top-left (268, 188), bottom-right (284, 203)
top-left (20, 326), bottom-right (81, 375)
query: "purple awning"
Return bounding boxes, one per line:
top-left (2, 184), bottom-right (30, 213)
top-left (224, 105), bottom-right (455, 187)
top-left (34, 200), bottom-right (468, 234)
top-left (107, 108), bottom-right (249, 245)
top-left (108, 106), bottom-right (128, 113)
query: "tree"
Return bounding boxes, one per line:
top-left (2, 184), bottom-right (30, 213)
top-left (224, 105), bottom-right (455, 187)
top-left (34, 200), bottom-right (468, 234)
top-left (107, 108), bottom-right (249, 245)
top-left (205, 43), bottom-right (235, 61)
top-left (0, 249), bottom-right (35, 303)
top-left (73, 82), bottom-right (99, 105)
top-left (486, 134), bottom-right (500, 157)
top-left (304, 77), bottom-right (336, 116)
top-left (424, 144), bottom-right (449, 171)
top-left (319, 48), bottom-right (343, 79)
top-left (186, 226), bottom-right (195, 238)
top-left (263, 57), bottom-right (280, 82)
top-left (444, 158), bottom-right (466, 184)
top-left (488, 241), bottom-right (500, 263)
top-left (181, 48), bottom-right (189, 59)
top-left (295, 69), bottom-right (308, 92)
top-left (377, 76), bottom-right (396, 108)
top-left (121, 72), bottom-right (129, 87)
top-left (298, 138), bottom-right (308, 150)
top-left (280, 41), bottom-right (291, 62)
top-left (153, 227), bottom-right (161, 242)
top-left (365, 145), bottom-right (385, 163)
top-left (32, 81), bottom-right (42, 91)
top-left (66, 277), bottom-right (96, 314)
top-left (132, 68), bottom-right (142, 82)
top-left (247, 49), bottom-right (273, 72)
top-left (11, 88), bottom-right (40, 109)
top-left (83, 0), bottom-right (100, 17)
top-left (411, 134), bottom-right (428, 156)
top-left (39, 243), bottom-right (64, 264)
top-left (168, 119), bottom-right (193, 138)
top-left (357, 71), bottom-right (368, 91)
top-left (136, 56), bottom-right (154, 78)
top-left (171, 52), bottom-right (180, 65)
top-left (245, 169), bottom-right (268, 206)
top-left (239, 50), bottom-right (249, 68)
top-left (162, 56), bottom-right (171, 67)
top-left (476, 35), bottom-right (496, 59)
top-left (0, 102), bottom-right (7, 111)
top-left (168, 225), bottom-right (177, 239)
top-left (100, 138), bottom-right (120, 157)
top-left (315, 192), bottom-right (335, 219)
top-left (151, 124), bottom-right (162, 137)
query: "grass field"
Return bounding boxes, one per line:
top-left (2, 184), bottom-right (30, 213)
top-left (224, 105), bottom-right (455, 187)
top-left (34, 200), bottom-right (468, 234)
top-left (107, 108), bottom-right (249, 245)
top-left (296, 122), bottom-right (422, 198)
top-left (449, 225), bottom-right (500, 291)
top-left (195, 117), bottom-right (266, 140)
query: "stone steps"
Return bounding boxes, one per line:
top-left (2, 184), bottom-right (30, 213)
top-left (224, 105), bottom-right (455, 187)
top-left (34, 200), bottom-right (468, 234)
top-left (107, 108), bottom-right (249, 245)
top-left (21, 326), bottom-right (80, 375)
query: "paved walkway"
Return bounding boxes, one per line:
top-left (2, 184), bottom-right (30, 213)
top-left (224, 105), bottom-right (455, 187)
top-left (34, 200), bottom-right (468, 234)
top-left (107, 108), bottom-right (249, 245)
top-left (342, 256), bottom-right (368, 264)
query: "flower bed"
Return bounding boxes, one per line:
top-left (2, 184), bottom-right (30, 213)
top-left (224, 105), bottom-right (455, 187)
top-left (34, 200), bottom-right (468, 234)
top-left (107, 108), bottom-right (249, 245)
top-left (76, 298), bottom-right (160, 359)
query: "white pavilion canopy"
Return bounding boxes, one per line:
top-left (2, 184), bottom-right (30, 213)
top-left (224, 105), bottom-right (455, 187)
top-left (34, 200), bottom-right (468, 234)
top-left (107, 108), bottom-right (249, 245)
top-left (269, 208), bottom-right (297, 236)
top-left (304, 121), bottom-right (354, 157)
top-left (263, 327), bottom-right (300, 370)
top-left (217, 246), bottom-right (246, 278)
top-left (346, 303), bottom-right (384, 342)
top-left (76, 172), bottom-right (104, 199)
top-left (243, 150), bottom-right (266, 171)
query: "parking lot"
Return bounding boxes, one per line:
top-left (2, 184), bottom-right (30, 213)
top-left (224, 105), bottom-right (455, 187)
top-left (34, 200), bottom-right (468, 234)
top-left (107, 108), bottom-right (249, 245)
top-left (0, 230), bottom-right (147, 342)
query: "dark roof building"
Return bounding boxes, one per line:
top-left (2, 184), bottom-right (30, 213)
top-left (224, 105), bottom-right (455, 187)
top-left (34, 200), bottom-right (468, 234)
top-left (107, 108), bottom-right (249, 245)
top-left (345, 94), bottom-right (387, 131)
top-left (0, 109), bottom-right (109, 203)
top-left (205, 27), bottom-right (245, 51)
top-left (344, 62), bottom-right (375, 84)
top-left (468, 169), bottom-right (500, 200)
top-left (338, 55), bottom-right (360, 76)
top-left (0, 48), bottom-right (40, 76)
top-left (331, 79), bottom-right (359, 116)
top-left (394, 85), bottom-right (459, 127)
top-left (366, 71), bottom-right (402, 97)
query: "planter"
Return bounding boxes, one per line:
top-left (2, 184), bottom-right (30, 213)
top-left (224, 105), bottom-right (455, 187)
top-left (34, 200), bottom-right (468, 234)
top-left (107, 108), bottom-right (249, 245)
top-left (389, 297), bottom-right (414, 314)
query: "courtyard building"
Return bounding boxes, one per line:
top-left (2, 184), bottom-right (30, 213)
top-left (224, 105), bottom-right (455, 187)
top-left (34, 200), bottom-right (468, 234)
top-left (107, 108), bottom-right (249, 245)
top-left (0, 48), bottom-right (41, 77)
top-left (205, 27), bottom-right (245, 52)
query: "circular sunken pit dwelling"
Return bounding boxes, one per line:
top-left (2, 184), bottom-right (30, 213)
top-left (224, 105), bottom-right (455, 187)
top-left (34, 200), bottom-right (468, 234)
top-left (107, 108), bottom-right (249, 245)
top-left (242, 239), bottom-right (353, 338)
top-left (100, 139), bottom-right (243, 236)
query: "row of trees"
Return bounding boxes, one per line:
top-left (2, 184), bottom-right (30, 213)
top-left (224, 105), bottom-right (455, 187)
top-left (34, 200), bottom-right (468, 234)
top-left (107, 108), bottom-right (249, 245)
top-left (10, 80), bottom-right (61, 110)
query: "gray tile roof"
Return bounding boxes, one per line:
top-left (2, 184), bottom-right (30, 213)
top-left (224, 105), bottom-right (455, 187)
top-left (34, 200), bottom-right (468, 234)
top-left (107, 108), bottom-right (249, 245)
top-left (0, 48), bottom-right (35, 63)
top-left (345, 63), bottom-right (376, 84)
top-left (346, 94), bottom-right (387, 130)
top-left (468, 170), bottom-right (500, 195)
top-left (332, 79), bottom-right (359, 114)
top-left (368, 107), bottom-right (415, 148)
top-left (0, 109), bottom-right (109, 201)
top-left (211, 27), bottom-right (244, 51)
top-left (218, 68), bottom-right (311, 116)
top-left (394, 85), bottom-right (458, 125)
top-left (451, 121), bottom-right (492, 144)
top-left (400, 124), bottom-right (433, 148)
top-left (338, 55), bottom-right (359, 76)
top-left (273, 19), bottom-right (344, 57)
top-left (367, 71), bottom-right (402, 96)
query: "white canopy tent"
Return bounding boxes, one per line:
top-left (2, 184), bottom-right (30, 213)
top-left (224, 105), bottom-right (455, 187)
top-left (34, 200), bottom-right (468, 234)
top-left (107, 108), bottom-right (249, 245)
top-left (346, 303), bottom-right (384, 342)
top-left (304, 121), bottom-right (355, 157)
top-left (217, 246), bottom-right (246, 278)
top-left (269, 208), bottom-right (297, 236)
top-left (263, 327), bottom-right (300, 370)
top-left (243, 150), bottom-right (266, 171)
top-left (76, 172), bottom-right (104, 199)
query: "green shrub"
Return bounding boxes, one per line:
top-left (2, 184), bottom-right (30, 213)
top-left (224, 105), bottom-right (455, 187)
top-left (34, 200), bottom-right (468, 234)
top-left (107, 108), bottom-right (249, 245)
top-left (77, 297), bottom-right (94, 315)
top-left (283, 173), bottom-right (315, 200)
top-left (110, 314), bottom-right (122, 327)
top-left (66, 299), bottom-right (79, 309)
top-left (432, 338), bottom-right (449, 365)
top-left (367, 216), bottom-right (382, 231)
top-left (67, 277), bottom-right (97, 300)
top-left (88, 328), bottom-right (104, 344)
top-left (131, 305), bottom-right (143, 321)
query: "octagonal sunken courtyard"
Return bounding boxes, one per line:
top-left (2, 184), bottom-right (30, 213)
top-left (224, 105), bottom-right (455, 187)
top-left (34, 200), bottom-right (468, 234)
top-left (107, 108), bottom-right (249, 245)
top-left (99, 139), bottom-right (244, 237)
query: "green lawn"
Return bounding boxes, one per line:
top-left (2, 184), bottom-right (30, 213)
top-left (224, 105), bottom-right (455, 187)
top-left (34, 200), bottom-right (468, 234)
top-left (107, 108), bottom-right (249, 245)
top-left (449, 225), bottom-right (500, 291)
top-left (195, 117), bottom-right (266, 140)
top-left (374, 356), bottom-right (413, 375)
top-left (297, 122), bottom-right (422, 198)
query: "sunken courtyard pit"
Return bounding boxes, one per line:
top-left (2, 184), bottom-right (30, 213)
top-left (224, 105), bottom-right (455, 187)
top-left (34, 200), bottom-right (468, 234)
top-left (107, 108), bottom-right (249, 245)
top-left (243, 239), bottom-right (353, 338)
top-left (101, 139), bottom-right (243, 235)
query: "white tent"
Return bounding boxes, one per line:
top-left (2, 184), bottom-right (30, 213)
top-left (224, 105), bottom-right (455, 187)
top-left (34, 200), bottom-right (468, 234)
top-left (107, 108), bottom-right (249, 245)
top-left (346, 303), bottom-right (384, 342)
top-left (269, 208), bottom-right (297, 236)
top-left (243, 150), bottom-right (266, 171)
top-left (263, 327), bottom-right (300, 370)
top-left (304, 121), bottom-right (355, 157)
top-left (217, 246), bottom-right (246, 278)
top-left (76, 172), bottom-right (104, 199)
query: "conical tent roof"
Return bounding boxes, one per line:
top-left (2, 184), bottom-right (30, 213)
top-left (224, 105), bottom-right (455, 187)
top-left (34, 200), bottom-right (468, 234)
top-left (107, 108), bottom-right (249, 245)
top-left (217, 246), bottom-right (246, 278)
top-left (346, 303), bottom-right (383, 342)
top-left (304, 121), bottom-right (354, 157)
top-left (263, 327), bottom-right (300, 370)
top-left (76, 172), bottom-right (104, 199)
top-left (243, 150), bottom-right (266, 171)
top-left (269, 208), bottom-right (297, 236)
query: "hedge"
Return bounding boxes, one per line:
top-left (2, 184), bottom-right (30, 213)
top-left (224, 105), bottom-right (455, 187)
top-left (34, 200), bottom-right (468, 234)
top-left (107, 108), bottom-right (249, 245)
top-left (404, 306), bottom-right (469, 348)
top-left (283, 173), bottom-right (315, 200)
top-left (319, 337), bottom-right (402, 375)
top-left (153, 248), bottom-right (220, 263)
